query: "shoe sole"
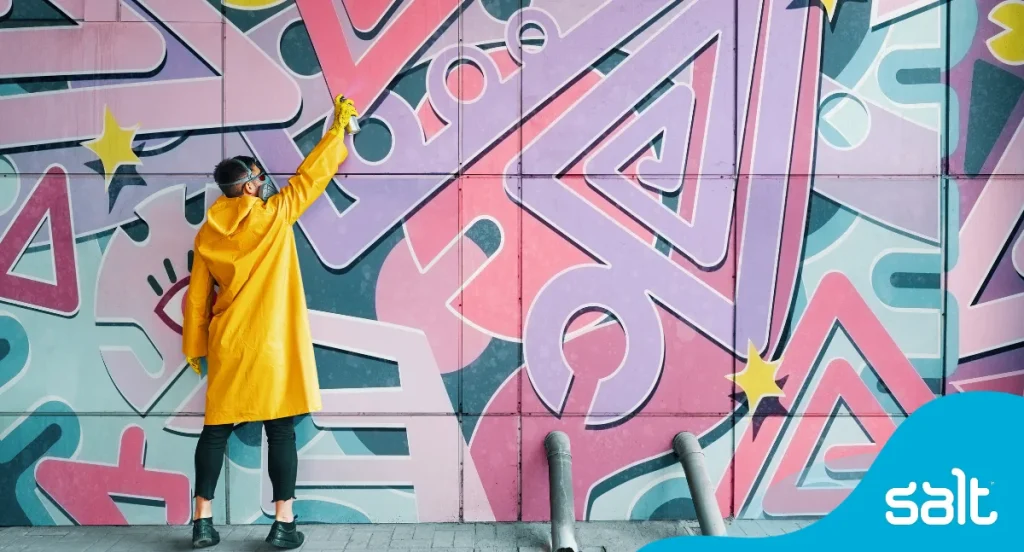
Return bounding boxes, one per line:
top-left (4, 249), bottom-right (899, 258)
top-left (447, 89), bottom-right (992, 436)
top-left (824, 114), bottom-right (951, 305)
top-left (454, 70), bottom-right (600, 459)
top-left (192, 536), bottom-right (220, 549)
top-left (266, 537), bottom-right (304, 549)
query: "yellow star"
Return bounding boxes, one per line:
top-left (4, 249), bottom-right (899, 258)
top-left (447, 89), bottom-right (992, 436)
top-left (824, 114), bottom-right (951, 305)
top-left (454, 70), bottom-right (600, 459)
top-left (818, 0), bottom-right (851, 23)
top-left (81, 106), bottom-right (142, 191)
top-left (726, 341), bottom-right (785, 413)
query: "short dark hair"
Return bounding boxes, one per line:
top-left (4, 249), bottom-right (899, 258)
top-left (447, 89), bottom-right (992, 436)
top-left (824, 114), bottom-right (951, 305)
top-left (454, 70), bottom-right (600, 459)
top-left (213, 156), bottom-right (257, 198)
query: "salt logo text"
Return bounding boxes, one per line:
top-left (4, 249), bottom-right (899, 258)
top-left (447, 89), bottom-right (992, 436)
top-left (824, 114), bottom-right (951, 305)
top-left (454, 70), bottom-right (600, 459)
top-left (885, 468), bottom-right (997, 526)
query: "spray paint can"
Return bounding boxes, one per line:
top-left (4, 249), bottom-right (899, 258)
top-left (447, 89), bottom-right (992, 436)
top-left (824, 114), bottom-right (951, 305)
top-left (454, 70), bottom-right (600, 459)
top-left (340, 95), bottom-right (361, 134)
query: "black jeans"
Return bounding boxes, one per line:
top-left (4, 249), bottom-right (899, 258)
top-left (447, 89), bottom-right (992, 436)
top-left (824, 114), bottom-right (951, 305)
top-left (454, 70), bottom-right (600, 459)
top-left (194, 417), bottom-right (297, 503)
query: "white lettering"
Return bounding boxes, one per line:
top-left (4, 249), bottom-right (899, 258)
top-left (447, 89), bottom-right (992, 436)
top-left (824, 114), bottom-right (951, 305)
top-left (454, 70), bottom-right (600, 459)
top-left (970, 476), bottom-right (998, 525)
top-left (953, 468), bottom-right (967, 524)
top-left (885, 469), bottom-right (996, 526)
top-left (885, 482), bottom-right (919, 525)
top-left (921, 482), bottom-right (954, 525)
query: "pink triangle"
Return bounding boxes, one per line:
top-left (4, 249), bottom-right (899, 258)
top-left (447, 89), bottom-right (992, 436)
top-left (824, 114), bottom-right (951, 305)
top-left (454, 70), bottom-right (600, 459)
top-left (0, 168), bottom-right (79, 315)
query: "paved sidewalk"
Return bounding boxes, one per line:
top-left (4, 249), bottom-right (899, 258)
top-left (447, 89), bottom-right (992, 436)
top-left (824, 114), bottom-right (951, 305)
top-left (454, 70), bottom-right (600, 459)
top-left (0, 520), bottom-right (814, 552)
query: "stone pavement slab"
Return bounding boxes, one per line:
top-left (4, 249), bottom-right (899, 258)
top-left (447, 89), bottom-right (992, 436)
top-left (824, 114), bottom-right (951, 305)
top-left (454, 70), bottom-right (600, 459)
top-left (0, 520), bottom-right (815, 552)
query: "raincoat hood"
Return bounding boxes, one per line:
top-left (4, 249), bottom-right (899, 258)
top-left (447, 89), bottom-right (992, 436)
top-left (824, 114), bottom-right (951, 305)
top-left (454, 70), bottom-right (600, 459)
top-left (205, 195), bottom-right (264, 239)
top-left (194, 195), bottom-right (278, 271)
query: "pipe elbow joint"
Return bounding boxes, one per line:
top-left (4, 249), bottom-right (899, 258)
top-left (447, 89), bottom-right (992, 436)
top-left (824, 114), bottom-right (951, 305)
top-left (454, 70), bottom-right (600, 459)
top-left (545, 431), bottom-right (571, 455)
top-left (673, 432), bottom-right (702, 457)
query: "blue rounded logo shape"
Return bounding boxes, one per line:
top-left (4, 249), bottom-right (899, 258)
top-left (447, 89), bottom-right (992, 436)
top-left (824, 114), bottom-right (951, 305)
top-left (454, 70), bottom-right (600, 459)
top-left (643, 392), bottom-right (1024, 551)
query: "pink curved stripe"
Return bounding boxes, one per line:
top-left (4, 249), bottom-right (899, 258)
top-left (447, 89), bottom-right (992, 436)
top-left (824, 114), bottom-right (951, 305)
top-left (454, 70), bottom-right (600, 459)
top-left (0, 8), bottom-right (164, 78)
top-left (0, 0), bottom-right (301, 149)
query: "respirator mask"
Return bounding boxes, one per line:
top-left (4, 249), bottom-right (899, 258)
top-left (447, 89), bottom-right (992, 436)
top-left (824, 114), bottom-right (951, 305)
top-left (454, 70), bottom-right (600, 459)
top-left (228, 157), bottom-right (278, 202)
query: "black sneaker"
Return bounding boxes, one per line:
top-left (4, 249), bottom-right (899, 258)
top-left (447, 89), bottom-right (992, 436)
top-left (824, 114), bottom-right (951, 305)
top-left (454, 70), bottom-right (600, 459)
top-left (192, 517), bottom-right (220, 549)
top-left (265, 517), bottom-right (305, 549)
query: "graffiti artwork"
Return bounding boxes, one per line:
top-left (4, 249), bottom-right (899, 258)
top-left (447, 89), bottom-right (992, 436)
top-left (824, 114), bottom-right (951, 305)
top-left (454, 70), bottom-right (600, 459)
top-left (0, 0), bottom-right (1022, 525)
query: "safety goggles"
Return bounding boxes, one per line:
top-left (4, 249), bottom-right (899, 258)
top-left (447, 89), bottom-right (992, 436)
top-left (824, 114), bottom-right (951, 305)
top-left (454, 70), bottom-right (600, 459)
top-left (227, 158), bottom-right (268, 186)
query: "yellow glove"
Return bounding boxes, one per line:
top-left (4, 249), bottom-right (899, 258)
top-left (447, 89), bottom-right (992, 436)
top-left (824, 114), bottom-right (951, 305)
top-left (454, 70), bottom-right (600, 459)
top-left (328, 95), bottom-right (359, 136)
top-left (187, 357), bottom-right (202, 374)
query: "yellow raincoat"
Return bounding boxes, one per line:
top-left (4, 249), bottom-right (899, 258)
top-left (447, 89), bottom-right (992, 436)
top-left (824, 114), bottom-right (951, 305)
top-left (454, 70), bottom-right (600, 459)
top-left (181, 99), bottom-right (354, 425)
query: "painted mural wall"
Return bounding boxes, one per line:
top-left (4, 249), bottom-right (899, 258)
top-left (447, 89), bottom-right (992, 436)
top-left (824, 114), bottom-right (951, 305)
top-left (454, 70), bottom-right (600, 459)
top-left (0, 0), bottom-right (1022, 526)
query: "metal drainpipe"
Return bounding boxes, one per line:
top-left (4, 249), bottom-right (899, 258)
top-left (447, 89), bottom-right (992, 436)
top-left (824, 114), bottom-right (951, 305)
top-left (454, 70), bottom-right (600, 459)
top-left (545, 431), bottom-right (580, 552)
top-left (672, 432), bottom-right (728, 537)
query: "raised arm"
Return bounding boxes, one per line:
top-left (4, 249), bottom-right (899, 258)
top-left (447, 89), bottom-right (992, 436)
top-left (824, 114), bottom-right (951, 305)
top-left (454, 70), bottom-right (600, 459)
top-left (182, 244), bottom-right (214, 373)
top-left (270, 95), bottom-right (359, 224)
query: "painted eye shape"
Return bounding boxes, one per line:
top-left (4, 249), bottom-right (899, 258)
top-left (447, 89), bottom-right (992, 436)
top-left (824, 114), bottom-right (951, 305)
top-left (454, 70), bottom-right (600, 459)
top-left (152, 251), bottom-right (219, 335)
top-left (155, 278), bottom-right (190, 335)
top-left (151, 252), bottom-right (192, 335)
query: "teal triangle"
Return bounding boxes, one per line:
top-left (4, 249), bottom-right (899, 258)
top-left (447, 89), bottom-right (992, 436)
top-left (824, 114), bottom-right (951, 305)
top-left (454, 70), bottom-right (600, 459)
top-left (964, 61), bottom-right (1024, 175)
top-left (0, 0), bottom-right (72, 27)
top-left (9, 217), bottom-right (56, 285)
top-left (94, 229), bottom-right (115, 253)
